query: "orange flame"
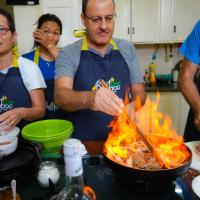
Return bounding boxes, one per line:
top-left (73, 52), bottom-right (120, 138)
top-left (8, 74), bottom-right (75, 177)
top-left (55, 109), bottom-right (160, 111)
top-left (104, 93), bottom-right (191, 169)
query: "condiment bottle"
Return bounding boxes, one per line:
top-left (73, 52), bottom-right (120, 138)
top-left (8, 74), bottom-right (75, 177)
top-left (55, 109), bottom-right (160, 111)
top-left (37, 161), bottom-right (60, 188)
top-left (144, 69), bottom-right (150, 85)
top-left (56, 138), bottom-right (96, 200)
top-left (149, 62), bottom-right (157, 86)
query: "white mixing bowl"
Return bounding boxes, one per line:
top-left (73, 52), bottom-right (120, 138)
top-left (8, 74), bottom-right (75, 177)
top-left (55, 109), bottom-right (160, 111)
top-left (0, 127), bottom-right (20, 157)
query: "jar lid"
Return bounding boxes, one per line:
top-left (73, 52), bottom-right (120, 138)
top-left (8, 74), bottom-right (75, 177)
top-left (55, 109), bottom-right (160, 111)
top-left (40, 161), bottom-right (56, 170)
top-left (63, 139), bottom-right (87, 157)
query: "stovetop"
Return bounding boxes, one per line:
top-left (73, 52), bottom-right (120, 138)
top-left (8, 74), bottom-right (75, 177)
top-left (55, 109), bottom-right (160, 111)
top-left (82, 155), bottom-right (190, 200)
top-left (18, 155), bottom-right (194, 200)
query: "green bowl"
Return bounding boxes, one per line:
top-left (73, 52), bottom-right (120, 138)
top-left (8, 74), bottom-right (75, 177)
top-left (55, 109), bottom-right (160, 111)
top-left (22, 119), bottom-right (73, 152)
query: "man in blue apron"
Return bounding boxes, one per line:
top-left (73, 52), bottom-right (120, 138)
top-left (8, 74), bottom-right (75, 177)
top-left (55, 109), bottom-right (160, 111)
top-left (179, 20), bottom-right (200, 142)
top-left (54, 0), bottom-right (146, 141)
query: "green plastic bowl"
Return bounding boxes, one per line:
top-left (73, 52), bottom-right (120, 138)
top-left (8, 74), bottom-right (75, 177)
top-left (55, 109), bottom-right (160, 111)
top-left (22, 119), bottom-right (73, 153)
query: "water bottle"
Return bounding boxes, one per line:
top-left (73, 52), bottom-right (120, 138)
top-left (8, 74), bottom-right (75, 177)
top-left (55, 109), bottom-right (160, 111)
top-left (57, 139), bottom-right (96, 200)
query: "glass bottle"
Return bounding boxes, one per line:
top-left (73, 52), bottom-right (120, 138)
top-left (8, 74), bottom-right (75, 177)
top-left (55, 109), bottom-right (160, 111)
top-left (57, 139), bottom-right (96, 200)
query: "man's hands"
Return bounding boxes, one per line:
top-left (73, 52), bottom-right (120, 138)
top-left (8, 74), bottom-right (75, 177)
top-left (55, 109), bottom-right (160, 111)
top-left (91, 87), bottom-right (124, 116)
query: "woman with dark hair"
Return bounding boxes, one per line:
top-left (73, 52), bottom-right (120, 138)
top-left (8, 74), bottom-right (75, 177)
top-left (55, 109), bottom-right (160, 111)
top-left (22, 13), bottom-right (66, 119)
top-left (0, 8), bottom-right (46, 131)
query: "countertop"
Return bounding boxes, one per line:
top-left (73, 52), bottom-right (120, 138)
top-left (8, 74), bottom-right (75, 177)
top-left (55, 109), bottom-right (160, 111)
top-left (17, 155), bottom-right (200, 200)
top-left (145, 82), bottom-right (180, 92)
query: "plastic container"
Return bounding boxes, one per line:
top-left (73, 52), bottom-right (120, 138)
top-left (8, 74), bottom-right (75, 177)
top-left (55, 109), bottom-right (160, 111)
top-left (21, 120), bottom-right (73, 153)
top-left (0, 127), bottom-right (20, 157)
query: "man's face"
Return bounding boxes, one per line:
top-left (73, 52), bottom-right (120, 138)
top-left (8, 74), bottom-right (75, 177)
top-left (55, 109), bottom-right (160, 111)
top-left (82, 0), bottom-right (115, 48)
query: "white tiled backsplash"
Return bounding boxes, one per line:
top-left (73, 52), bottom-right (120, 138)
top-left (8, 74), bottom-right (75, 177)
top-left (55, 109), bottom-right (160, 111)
top-left (135, 44), bottom-right (183, 76)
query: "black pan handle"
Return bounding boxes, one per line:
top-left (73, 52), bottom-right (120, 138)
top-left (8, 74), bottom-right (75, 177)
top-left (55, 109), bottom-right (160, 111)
top-left (21, 140), bottom-right (44, 152)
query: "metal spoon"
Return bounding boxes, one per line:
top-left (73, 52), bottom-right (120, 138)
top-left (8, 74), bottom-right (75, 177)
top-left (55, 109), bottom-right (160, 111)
top-left (11, 179), bottom-right (16, 200)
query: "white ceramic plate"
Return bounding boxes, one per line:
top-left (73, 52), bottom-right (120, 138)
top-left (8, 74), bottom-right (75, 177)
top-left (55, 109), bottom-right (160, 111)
top-left (185, 141), bottom-right (200, 171)
top-left (192, 175), bottom-right (200, 198)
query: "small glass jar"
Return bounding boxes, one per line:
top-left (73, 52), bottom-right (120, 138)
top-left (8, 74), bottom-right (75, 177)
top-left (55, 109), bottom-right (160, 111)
top-left (37, 161), bottom-right (60, 188)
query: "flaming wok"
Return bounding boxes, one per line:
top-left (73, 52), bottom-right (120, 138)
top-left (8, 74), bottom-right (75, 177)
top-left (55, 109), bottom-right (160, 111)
top-left (103, 95), bottom-right (192, 189)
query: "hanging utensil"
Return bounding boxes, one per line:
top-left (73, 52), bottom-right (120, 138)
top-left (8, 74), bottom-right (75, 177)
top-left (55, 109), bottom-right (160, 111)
top-left (164, 45), bottom-right (169, 63)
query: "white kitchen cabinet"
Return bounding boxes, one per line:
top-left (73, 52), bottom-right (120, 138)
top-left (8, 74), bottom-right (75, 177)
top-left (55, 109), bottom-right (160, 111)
top-left (147, 92), bottom-right (181, 135)
top-left (114, 0), bottom-right (130, 40)
top-left (131, 0), bottom-right (160, 43)
top-left (114, 0), bottom-right (160, 43)
top-left (114, 0), bottom-right (200, 44)
top-left (173, 0), bottom-right (200, 42)
top-left (155, 0), bottom-right (200, 43)
top-left (159, 0), bottom-right (174, 43)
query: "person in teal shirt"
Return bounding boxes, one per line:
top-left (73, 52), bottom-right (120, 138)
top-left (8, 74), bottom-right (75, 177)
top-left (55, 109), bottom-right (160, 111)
top-left (179, 20), bottom-right (200, 141)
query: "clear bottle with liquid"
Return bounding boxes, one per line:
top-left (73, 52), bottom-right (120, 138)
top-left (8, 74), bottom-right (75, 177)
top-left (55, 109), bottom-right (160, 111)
top-left (57, 139), bottom-right (96, 200)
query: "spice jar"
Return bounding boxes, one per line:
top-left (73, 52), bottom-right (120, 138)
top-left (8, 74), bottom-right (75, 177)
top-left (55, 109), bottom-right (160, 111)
top-left (37, 161), bottom-right (60, 188)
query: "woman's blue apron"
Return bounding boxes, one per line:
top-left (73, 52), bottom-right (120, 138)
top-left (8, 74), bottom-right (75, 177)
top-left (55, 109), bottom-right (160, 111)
top-left (0, 67), bottom-right (32, 129)
top-left (23, 49), bottom-right (66, 119)
top-left (67, 38), bottom-right (130, 141)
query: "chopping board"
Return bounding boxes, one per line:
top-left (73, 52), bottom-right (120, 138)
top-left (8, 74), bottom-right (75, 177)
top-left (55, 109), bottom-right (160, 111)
top-left (185, 141), bottom-right (200, 171)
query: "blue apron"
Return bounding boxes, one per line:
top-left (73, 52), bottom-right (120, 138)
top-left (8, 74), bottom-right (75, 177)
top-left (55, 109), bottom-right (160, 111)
top-left (68, 38), bottom-right (130, 141)
top-left (23, 49), bottom-right (66, 119)
top-left (0, 67), bottom-right (32, 129)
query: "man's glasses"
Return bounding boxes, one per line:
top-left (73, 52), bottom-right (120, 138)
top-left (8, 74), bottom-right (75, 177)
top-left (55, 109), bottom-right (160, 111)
top-left (85, 14), bottom-right (116, 24)
top-left (0, 26), bottom-right (10, 36)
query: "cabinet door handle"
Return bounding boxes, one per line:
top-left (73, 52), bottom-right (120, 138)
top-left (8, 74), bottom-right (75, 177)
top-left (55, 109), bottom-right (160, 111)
top-left (128, 27), bottom-right (130, 34)
top-left (174, 25), bottom-right (176, 33)
top-left (132, 27), bottom-right (134, 35)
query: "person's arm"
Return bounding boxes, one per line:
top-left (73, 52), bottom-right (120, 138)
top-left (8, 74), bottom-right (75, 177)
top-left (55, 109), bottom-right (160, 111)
top-left (33, 29), bottom-right (60, 59)
top-left (179, 58), bottom-right (200, 129)
top-left (0, 89), bottom-right (45, 130)
top-left (54, 76), bottom-right (124, 116)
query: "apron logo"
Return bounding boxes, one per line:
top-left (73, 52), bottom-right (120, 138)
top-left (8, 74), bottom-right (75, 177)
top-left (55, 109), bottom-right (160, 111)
top-left (92, 77), bottom-right (121, 93)
top-left (0, 96), bottom-right (15, 112)
top-left (46, 101), bottom-right (58, 112)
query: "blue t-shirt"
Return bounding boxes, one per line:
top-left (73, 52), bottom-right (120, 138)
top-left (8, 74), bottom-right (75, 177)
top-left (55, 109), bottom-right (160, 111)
top-left (22, 50), bottom-right (55, 80)
top-left (179, 20), bottom-right (200, 65)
